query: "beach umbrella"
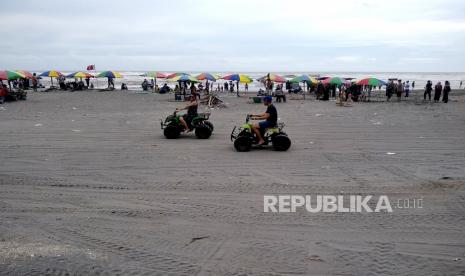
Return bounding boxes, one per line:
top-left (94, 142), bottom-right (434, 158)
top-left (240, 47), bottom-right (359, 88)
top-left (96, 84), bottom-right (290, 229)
top-left (222, 74), bottom-right (253, 83)
top-left (143, 72), bottom-right (167, 78)
top-left (357, 78), bottom-right (387, 86)
top-left (66, 72), bottom-right (94, 79)
top-left (39, 70), bottom-right (64, 87)
top-left (166, 72), bottom-right (189, 79)
top-left (40, 70), bottom-right (64, 78)
top-left (0, 70), bottom-right (26, 80)
top-left (168, 74), bottom-right (200, 83)
top-left (15, 70), bottom-right (33, 79)
top-left (322, 77), bottom-right (349, 85)
top-left (258, 74), bottom-right (286, 83)
top-left (96, 71), bottom-right (122, 78)
top-left (196, 73), bottom-right (218, 81)
top-left (289, 74), bottom-right (318, 84)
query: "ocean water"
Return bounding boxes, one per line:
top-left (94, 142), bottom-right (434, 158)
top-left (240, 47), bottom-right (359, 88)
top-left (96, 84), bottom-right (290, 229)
top-left (37, 71), bottom-right (465, 91)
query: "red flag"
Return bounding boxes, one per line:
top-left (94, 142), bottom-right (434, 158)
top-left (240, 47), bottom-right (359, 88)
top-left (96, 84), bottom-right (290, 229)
top-left (86, 65), bottom-right (95, 70)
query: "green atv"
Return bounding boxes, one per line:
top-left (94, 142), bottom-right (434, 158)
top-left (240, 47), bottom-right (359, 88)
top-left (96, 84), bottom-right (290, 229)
top-left (161, 110), bottom-right (214, 139)
top-left (230, 115), bottom-right (291, 152)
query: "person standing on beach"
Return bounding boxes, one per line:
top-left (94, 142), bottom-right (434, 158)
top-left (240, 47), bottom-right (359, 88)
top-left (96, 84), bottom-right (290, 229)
top-left (32, 73), bottom-right (38, 92)
top-left (434, 82), bottom-right (442, 102)
top-left (404, 80), bottom-right (410, 97)
top-left (412, 81), bottom-right (415, 90)
top-left (245, 83), bottom-right (248, 92)
top-left (396, 80), bottom-right (403, 101)
top-left (443, 81), bottom-right (451, 103)
top-left (424, 80), bottom-right (432, 101)
top-left (0, 84), bottom-right (7, 104)
top-left (386, 80), bottom-right (394, 101)
top-left (460, 81), bottom-right (462, 88)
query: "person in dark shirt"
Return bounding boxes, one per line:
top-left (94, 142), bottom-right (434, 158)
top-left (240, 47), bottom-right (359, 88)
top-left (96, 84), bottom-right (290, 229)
top-left (443, 80), bottom-right (451, 103)
top-left (249, 96), bottom-right (277, 145)
top-left (424, 80), bottom-right (432, 101)
top-left (177, 92), bottom-right (198, 132)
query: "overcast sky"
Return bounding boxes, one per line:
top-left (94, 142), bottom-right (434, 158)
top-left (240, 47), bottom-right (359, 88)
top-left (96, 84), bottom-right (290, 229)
top-left (1, 0), bottom-right (464, 72)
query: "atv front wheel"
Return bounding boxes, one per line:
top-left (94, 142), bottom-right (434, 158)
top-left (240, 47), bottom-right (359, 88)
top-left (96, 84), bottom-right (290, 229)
top-left (272, 134), bottom-right (291, 151)
top-left (195, 125), bottom-right (212, 139)
top-left (203, 121), bottom-right (214, 132)
top-left (164, 125), bottom-right (181, 139)
top-left (234, 136), bottom-right (252, 152)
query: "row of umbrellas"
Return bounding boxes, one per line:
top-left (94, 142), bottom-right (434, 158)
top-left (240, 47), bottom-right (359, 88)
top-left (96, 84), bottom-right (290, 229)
top-left (0, 70), bottom-right (388, 87)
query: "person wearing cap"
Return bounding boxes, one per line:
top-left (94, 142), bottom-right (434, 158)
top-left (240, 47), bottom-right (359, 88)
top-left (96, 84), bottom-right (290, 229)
top-left (249, 96), bottom-right (278, 145)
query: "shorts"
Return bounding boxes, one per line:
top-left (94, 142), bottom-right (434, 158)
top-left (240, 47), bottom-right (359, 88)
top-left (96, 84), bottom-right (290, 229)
top-left (259, 121), bottom-right (275, 129)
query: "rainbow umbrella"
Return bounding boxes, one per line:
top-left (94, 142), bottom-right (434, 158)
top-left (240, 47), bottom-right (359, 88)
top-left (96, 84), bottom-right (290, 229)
top-left (196, 73), bottom-right (218, 81)
top-left (322, 77), bottom-right (349, 85)
top-left (289, 74), bottom-right (318, 84)
top-left (39, 70), bottom-right (64, 87)
top-left (15, 70), bottom-right (33, 79)
top-left (166, 72), bottom-right (189, 79)
top-left (40, 70), bottom-right (63, 78)
top-left (168, 74), bottom-right (199, 83)
top-left (143, 72), bottom-right (167, 78)
top-left (222, 74), bottom-right (253, 83)
top-left (258, 73), bottom-right (286, 83)
top-left (357, 78), bottom-right (386, 86)
top-left (66, 72), bottom-right (94, 79)
top-left (0, 70), bottom-right (25, 80)
top-left (96, 71), bottom-right (122, 78)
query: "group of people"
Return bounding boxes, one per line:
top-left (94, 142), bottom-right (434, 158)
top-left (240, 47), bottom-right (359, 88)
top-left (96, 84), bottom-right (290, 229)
top-left (425, 80), bottom-right (451, 103)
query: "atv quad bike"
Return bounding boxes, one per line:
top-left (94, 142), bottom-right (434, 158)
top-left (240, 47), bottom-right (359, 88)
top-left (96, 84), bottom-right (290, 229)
top-left (161, 111), bottom-right (214, 139)
top-left (230, 115), bottom-right (291, 152)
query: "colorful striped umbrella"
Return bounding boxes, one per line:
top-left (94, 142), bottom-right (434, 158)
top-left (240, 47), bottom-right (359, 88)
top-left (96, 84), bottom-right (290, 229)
top-left (222, 74), bottom-right (253, 83)
top-left (66, 72), bottom-right (94, 79)
top-left (15, 70), bottom-right (33, 79)
top-left (97, 71), bottom-right (122, 78)
top-left (258, 74), bottom-right (286, 83)
top-left (166, 72), bottom-right (189, 79)
top-left (289, 74), bottom-right (318, 84)
top-left (39, 70), bottom-right (64, 87)
top-left (322, 77), bottom-right (349, 85)
top-left (0, 70), bottom-right (25, 80)
top-left (39, 70), bottom-right (64, 78)
top-left (357, 78), bottom-right (386, 86)
top-left (143, 72), bottom-right (167, 78)
top-left (168, 74), bottom-right (199, 83)
top-left (196, 73), bottom-right (218, 81)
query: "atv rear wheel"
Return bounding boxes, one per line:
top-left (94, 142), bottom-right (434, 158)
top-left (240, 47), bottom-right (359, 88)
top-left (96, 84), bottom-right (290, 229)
top-left (195, 125), bottom-right (212, 139)
top-left (164, 125), bottom-right (181, 139)
top-left (234, 136), bottom-right (252, 152)
top-left (272, 134), bottom-right (291, 151)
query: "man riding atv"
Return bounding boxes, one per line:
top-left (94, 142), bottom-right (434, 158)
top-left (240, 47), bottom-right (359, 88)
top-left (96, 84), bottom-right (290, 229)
top-left (177, 92), bottom-right (198, 132)
top-left (249, 96), bottom-right (277, 145)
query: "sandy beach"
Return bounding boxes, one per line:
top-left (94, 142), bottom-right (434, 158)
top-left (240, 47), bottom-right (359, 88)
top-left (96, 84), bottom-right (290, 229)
top-left (1, 90), bottom-right (465, 275)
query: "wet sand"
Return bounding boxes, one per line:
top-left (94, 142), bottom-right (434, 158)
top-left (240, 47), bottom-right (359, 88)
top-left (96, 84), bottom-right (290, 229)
top-left (1, 90), bottom-right (465, 275)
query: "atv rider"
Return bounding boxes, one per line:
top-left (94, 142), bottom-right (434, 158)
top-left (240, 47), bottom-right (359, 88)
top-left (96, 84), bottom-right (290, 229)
top-left (249, 96), bottom-right (277, 145)
top-left (177, 92), bottom-right (198, 132)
